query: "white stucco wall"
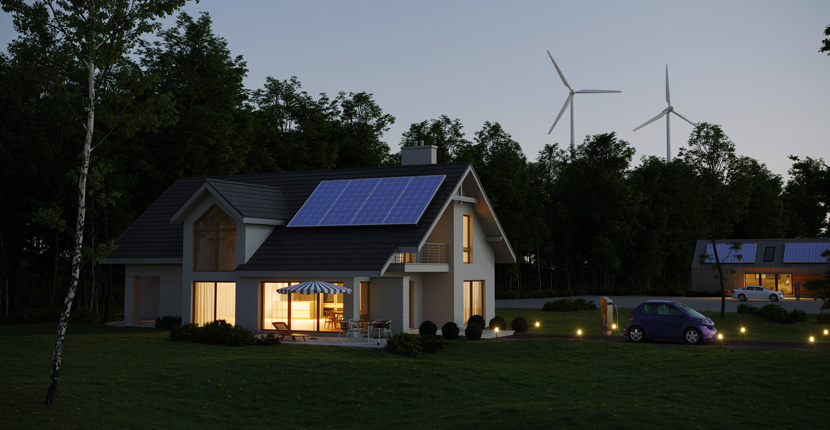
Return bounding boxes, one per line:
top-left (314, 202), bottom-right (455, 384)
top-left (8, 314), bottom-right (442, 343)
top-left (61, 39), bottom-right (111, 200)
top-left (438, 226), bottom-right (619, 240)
top-left (124, 264), bottom-right (182, 326)
top-left (452, 201), bottom-right (496, 326)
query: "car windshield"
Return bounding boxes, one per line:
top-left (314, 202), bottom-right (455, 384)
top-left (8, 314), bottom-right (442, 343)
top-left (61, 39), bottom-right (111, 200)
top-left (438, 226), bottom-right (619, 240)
top-left (676, 302), bottom-right (707, 319)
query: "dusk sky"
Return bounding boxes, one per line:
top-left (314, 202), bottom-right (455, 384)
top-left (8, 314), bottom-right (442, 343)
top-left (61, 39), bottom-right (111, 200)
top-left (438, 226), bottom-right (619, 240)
top-left (2, 0), bottom-right (828, 179)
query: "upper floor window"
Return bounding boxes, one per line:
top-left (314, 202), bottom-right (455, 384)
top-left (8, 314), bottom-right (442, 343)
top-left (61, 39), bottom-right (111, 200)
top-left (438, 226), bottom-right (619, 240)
top-left (194, 205), bottom-right (237, 271)
top-left (463, 214), bottom-right (472, 264)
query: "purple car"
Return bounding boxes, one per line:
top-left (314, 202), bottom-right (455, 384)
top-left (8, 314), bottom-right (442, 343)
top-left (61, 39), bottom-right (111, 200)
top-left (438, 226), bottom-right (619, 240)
top-left (625, 300), bottom-right (717, 344)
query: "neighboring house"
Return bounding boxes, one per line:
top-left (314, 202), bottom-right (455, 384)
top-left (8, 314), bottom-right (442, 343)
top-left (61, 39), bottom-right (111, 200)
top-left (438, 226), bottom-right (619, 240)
top-left (690, 238), bottom-right (830, 296)
top-left (101, 145), bottom-right (516, 334)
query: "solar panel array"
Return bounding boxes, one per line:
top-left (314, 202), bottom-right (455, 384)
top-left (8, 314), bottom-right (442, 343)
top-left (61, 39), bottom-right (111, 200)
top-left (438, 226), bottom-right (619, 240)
top-left (704, 243), bottom-right (757, 264)
top-left (783, 242), bottom-right (830, 263)
top-left (288, 175), bottom-right (446, 227)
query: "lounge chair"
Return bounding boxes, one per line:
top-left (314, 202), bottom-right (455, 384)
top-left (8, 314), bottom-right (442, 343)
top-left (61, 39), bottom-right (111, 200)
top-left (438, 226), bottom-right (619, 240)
top-left (272, 322), bottom-right (308, 342)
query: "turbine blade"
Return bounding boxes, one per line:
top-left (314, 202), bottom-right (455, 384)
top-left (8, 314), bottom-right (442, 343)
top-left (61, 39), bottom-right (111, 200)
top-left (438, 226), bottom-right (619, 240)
top-left (633, 109), bottom-right (669, 131)
top-left (665, 64), bottom-right (671, 105)
top-left (575, 89), bottom-right (622, 94)
top-left (548, 95), bottom-right (572, 135)
top-left (547, 50), bottom-right (571, 89)
top-left (671, 110), bottom-right (695, 126)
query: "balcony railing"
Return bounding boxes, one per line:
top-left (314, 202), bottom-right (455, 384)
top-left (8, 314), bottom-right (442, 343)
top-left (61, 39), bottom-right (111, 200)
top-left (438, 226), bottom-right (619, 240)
top-left (393, 243), bottom-right (448, 264)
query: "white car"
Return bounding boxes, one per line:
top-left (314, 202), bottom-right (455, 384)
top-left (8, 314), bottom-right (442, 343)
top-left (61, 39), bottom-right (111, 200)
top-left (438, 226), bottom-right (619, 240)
top-left (732, 286), bottom-right (785, 302)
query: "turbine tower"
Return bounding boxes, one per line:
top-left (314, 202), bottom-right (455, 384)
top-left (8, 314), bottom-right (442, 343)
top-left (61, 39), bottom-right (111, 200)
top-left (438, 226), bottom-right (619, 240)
top-left (547, 50), bottom-right (621, 146)
top-left (633, 64), bottom-right (695, 162)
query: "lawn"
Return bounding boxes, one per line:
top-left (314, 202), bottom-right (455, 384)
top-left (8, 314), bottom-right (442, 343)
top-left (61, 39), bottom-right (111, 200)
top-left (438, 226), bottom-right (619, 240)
top-left (2, 314), bottom-right (829, 429)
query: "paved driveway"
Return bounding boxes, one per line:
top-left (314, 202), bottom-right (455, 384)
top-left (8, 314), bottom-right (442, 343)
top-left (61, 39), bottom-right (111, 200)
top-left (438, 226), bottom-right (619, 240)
top-left (496, 295), bottom-right (826, 313)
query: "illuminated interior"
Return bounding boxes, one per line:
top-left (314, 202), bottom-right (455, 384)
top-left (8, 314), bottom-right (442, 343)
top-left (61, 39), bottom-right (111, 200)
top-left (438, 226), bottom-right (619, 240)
top-left (463, 214), bottom-right (472, 263)
top-left (463, 280), bottom-right (484, 323)
top-left (193, 282), bottom-right (236, 325)
top-left (744, 273), bottom-right (793, 295)
top-left (262, 282), bottom-right (344, 332)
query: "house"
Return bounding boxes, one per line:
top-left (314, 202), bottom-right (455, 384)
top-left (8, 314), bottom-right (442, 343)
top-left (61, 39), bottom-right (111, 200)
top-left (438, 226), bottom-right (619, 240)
top-left (101, 145), bottom-right (516, 334)
top-left (690, 238), bottom-right (830, 296)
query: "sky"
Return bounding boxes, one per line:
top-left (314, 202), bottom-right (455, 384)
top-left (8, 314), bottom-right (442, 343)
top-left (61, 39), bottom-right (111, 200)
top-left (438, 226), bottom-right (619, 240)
top-left (2, 0), bottom-right (829, 179)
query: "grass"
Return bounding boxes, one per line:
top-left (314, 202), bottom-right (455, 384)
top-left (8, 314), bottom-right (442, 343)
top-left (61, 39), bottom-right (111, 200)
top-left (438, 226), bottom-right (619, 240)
top-left (2, 312), bottom-right (829, 429)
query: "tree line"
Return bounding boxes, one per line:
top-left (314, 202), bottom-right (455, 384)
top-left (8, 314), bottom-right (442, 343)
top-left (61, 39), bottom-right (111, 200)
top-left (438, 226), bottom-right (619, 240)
top-left (1, 11), bottom-right (828, 321)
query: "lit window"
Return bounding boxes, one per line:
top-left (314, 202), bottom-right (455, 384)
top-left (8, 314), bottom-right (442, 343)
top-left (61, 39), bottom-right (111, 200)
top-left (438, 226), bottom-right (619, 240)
top-left (193, 282), bottom-right (235, 325)
top-left (194, 205), bottom-right (236, 271)
top-left (463, 280), bottom-right (484, 323)
top-left (463, 214), bottom-right (472, 264)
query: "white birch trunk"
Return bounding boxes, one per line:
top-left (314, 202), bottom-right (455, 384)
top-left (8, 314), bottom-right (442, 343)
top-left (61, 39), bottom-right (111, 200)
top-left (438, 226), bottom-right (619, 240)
top-left (45, 58), bottom-right (95, 405)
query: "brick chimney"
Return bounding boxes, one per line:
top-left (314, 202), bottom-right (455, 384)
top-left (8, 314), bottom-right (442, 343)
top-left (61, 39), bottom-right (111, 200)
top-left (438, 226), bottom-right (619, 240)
top-left (401, 141), bottom-right (437, 166)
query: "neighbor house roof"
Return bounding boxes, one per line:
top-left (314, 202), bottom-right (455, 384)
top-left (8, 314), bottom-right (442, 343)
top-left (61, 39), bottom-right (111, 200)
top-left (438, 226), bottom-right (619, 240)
top-left (690, 238), bottom-right (830, 269)
top-left (104, 162), bottom-right (513, 275)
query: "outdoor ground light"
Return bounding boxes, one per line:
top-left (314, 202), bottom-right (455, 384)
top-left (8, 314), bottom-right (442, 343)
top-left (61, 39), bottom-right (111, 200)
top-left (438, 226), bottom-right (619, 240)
top-left (718, 333), bottom-right (723, 347)
top-left (809, 336), bottom-right (815, 345)
top-left (494, 327), bottom-right (499, 339)
top-left (577, 329), bottom-right (582, 337)
top-left (824, 329), bottom-right (828, 342)
top-left (741, 327), bottom-right (746, 339)
top-left (535, 321), bottom-right (540, 333)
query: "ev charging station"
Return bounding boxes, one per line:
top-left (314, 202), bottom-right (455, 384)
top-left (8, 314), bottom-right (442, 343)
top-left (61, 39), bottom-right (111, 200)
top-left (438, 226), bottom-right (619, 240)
top-left (600, 296), bottom-right (617, 336)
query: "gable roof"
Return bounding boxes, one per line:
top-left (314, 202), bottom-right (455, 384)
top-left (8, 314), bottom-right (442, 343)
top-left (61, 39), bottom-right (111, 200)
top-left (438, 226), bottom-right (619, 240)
top-left (170, 179), bottom-right (288, 225)
top-left (105, 163), bottom-right (507, 274)
top-left (690, 238), bottom-right (830, 268)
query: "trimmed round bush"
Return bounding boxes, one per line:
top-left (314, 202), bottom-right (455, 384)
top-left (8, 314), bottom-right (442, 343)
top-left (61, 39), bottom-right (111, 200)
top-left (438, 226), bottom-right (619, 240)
top-left (385, 332), bottom-right (422, 358)
top-left (442, 321), bottom-right (460, 340)
top-left (489, 316), bottom-right (506, 330)
top-left (511, 317), bottom-right (529, 333)
top-left (419, 320), bottom-right (438, 336)
top-left (467, 315), bottom-right (485, 329)
top-left (542, 299), bottom-right (573, 312)
top-left (465, 322), bottom-right (483, 340)
top-left (419, 334), bottom-right (445, 353)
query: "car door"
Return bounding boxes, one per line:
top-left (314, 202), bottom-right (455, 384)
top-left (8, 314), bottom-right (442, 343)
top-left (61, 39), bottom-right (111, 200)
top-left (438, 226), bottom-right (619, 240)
top-left (637, 303), bottom-right (661, 337)
top-left (661, 304), bottom-right (687, 339)
top-left (749, 286), bottom-right (764, 299)
top-left (648, 303), bottom-right (676, 339)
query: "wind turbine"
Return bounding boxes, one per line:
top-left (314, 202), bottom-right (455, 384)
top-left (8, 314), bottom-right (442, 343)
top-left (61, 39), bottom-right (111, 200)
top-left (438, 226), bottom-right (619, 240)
top-left (633, 64), bottom-right (695, 162)
top-left (547, 50), bottom-right (621, 146)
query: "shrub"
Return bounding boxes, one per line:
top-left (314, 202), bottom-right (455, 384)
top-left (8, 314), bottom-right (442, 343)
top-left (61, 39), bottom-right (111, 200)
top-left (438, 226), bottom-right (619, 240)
top-left (465, 322), bottom-right (483, 340)
top-left (419, 320), bottom-right (438, 336)
top-left (442, 322), bottom-right (460, 340)
top-left (467, 315), bottom-right (485, 328)
top-left (789, 309), bottom-right (807, 322)
top-left (385, 332), bottom-right (422, 358)
top-left (817, 312), bottom-right (830, 324)
top-left (736, 303), bottom-right (757, 315)
top-left (170, 320), bottom-right (255, 346)
top-left (543, 299), bottom-right (573, 312)
top-left (489, 316), bottom-right (506, 330)
top-left (155, 315), bottom-right (182, 330)
top-left (757, 304), bottom-right (789, 322)
top-left (572, 298), bottom-right (597, 310)
top-left (419, 334), bottom-right (445, 353)
top-left (511, 317), bottom-right (529, 333)
top-left (170, 323), bottom-right (199, 342)
top-left (255, 333), bottom-right (281, 346)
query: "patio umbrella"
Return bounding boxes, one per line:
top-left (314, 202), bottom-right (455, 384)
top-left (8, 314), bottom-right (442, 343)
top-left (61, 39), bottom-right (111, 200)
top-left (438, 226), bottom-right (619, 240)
top-left (276, 280), bottom-right (353, 295)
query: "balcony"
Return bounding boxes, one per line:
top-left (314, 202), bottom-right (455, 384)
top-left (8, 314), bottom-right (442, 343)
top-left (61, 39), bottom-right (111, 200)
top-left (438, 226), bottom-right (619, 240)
top-left (388, 243), bottom-right (449, 272)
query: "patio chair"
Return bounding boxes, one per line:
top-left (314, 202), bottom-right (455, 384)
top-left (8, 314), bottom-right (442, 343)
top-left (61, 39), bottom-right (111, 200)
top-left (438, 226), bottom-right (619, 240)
top-left (272, 322), bottom-right (308, 342)
top-left (338, 320), bottom-right (356, 341)
top-left (370, 320), bottom-right (391, 342)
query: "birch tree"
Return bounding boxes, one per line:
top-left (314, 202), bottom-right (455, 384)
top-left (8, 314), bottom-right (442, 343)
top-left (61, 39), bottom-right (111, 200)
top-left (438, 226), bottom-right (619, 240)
top-left (1, 0), bottom-right (190, 405)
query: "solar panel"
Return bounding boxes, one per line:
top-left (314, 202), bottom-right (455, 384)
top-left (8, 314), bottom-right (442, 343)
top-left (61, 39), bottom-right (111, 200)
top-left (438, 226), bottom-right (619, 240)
top-left (783, 243), bottom-right (830, 263)
top-left (288, 175), bottom-right (445, 227)
top-left (703, 243), bottom-right (757, 264)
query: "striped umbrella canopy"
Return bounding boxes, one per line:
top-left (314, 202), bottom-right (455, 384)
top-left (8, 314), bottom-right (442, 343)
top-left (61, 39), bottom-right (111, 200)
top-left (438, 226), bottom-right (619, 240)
top-left (276, 280), bottom-right (353, 295)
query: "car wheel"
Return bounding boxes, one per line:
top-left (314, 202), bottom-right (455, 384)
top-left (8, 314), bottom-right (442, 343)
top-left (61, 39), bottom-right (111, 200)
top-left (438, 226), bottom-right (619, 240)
top-left (738, 294), bottom-right (746, 301)
top-left (683, 328), bottom-right (701, 345)
top-left (770, 294), bottom-right (778, 302)
top-left (628, 326), bottom-right (645, 343)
